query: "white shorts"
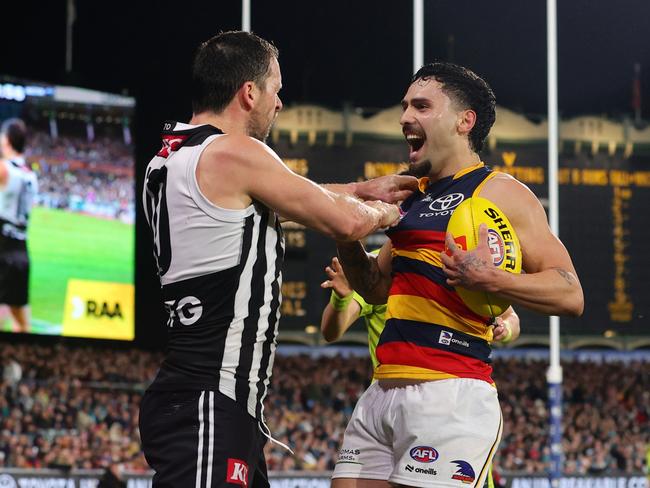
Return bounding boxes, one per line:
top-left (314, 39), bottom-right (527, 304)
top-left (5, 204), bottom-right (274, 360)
top-left (332, 378), bottom-right (502, 488)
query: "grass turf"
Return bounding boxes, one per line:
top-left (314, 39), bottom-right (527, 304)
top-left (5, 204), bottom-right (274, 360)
top-left (1, 206), bottom-right (134, 334)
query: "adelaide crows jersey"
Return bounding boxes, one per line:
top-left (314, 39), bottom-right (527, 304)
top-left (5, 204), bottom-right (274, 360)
top-left (376, 162), bottom-right (498, 383)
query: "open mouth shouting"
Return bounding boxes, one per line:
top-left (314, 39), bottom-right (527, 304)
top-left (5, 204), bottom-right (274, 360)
top-left (403, 126), bottom-right (426, 162)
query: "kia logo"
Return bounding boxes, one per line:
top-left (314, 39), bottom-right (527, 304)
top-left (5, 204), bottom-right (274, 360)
top-left (429, 193), bottom-right (464, 211)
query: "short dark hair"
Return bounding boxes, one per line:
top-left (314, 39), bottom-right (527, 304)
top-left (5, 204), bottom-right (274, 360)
top-left (412, 62), bottom-right (496, 153)
top-left (191, 31), bottom-right (279, 115)
top-left (0, 118), bottom-right (27, 153)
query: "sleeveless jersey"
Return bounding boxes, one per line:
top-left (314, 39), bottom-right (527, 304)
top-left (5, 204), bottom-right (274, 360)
top-left (0, 157), bottom-right (38, 243)
top-left (142, 121), bottom-right (284, 420)
top-left (376, 162), bottom-right (498, 383)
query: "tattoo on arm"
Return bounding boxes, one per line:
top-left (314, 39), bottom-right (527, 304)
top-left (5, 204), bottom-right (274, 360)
top-left (553, 267), bottom-right (574, 285)
top-left (458, 254), bottom-right (488, 276)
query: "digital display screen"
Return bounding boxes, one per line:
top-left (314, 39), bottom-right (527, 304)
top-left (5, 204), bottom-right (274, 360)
top-left (0, 78), bottom-right (135, 340)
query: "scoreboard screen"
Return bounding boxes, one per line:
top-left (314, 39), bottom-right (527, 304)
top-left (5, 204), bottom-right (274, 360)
top-left (273, 135), bottom-right (650, 337)
top-left (0, 78), bottom-right (135, 340)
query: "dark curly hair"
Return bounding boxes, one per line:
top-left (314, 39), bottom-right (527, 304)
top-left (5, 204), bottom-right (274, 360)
top-left (412, 62), bottom-right (496, 153)
top-left (192, 31), bottom-right (279, 115)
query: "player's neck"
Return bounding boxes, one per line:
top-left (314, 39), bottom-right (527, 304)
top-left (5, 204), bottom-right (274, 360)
top-left (189, 109), bottom-right (248, 136)
top-left (2, 147), bottom-right (21, 160)
top-left (429, 147), bottom-right (481, 180)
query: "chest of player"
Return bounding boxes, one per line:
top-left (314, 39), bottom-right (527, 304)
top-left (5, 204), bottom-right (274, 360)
top-left (399, 174), bottom-right (490, 235)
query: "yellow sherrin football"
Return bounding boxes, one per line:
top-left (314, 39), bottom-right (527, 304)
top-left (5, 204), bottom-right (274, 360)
top-left (446, 196), bottom-right (522, 317)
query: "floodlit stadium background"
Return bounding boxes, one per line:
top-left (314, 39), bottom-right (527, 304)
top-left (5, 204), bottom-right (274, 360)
top-left (1, 0), bottom-right (649, 486)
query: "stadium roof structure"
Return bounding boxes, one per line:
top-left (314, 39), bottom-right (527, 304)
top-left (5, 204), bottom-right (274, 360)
top-left (272, 104), bottom-right (650, 155)
top-left (0, 78), bottom-right (135, 108)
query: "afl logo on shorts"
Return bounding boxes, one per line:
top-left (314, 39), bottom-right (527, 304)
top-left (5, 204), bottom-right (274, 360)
top-left (487, 229), bottom-right (505, 266)
top-left (429, 193), bottom-right (464, 212)
top-left (410, 446), bottom-right (439, 463)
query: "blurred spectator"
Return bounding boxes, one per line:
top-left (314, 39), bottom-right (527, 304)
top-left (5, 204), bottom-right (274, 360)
top-left (2, 356), bottom-right (22, 389)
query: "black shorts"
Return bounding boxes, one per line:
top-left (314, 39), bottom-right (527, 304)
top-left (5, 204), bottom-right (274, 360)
top-left (139, 389), bottom-right (269, 488)
top-left (0, 245), bottom-right (29, 306)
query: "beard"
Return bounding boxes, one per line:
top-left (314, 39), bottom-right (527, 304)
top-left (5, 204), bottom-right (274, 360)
top-left (247, 108), bottom-right (275, 143)
top-left (406, 160), bottom-right (432, 178)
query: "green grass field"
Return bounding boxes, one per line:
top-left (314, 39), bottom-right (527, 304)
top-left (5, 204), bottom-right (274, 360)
top-left (0, 207), bottom-right (134, 334)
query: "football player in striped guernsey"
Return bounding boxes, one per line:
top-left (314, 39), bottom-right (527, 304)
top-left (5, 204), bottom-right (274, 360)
top-left (0, 118), bottom-right (38, 334)
top-left (139, 31), bottom-right (418, 488)
top-left (334, 63), bottom-right (582, 488)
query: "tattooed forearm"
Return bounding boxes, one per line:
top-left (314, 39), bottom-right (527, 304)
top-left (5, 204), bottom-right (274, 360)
top-left (336, 241), bottom-right (385, 301)
top-left (553, 267), bottom-right (574, 285)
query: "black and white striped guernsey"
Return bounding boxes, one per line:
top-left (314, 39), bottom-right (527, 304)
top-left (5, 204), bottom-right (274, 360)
top-left (142, 121), bottom-right (284, 420)
top-left (0, 157), bottom-right (38, 243)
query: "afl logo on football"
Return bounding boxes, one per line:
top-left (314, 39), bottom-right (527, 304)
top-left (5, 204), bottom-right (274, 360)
top-left (410, 446), bottom-right (439, 463)
top-left (487, 229), bottom-right (505, 266)
top-left (429, 193), bottom-right (464, 212)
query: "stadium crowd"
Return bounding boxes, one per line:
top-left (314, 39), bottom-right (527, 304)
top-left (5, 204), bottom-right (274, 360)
top-left (23, 130), bottom-right (135, 222)
top-left (27, 131), bottom-right (133, 170)
top-left (33, 165), bottom-right (134, 222)
top-left (0, 344), bottom-right (159, 471)
top-left (0, 342), bottom-right (648, 474)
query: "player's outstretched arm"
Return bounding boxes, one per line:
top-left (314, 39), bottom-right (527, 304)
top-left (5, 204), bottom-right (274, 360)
top-left (320, 257), bottom-right (363, 342)
top-left (441, 175), bottom-right (584, 317)
top-left (337, 240), bottom-right (392, 305)
top-left (324, 174), bottom-right (419, 204)
top-left (200, 135), bottom-right (400, 241)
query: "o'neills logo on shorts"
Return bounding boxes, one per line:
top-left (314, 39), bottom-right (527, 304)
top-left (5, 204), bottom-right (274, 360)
top-left (226, 458), bottom-right (248, 487)
top-left (405, 464), bottom-right (438, 475)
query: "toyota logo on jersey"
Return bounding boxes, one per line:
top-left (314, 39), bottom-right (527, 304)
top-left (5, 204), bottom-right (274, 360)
top-left (429, 193), bottom-right (465, 212)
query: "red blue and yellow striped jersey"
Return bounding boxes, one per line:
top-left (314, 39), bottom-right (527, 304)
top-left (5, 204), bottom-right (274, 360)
top-left (376, 162), bottom-right (498, 383)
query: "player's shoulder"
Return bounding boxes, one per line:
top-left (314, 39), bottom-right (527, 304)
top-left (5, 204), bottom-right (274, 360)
top-left (482, 171), bottom-right (539, 204)
top-left (480, 171), bottom-right (545, 222)
top-left (203, 133), bottom-right (278, 169)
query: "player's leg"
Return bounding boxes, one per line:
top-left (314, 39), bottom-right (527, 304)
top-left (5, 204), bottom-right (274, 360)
top-left (140, 389), bottom-right (268, 488)
top-left (331, 382), bottom-right (394, 487)
top-left (251, 447), bottom-right (271, 488)
top-left (9, 305), bottom-right (30, 333)
top-left (6, 249), bottom-right (30, 333)
top-left (388, 378), bottom-right (502, 488)
top-left (139, 390), bottom-right (205, 487)
top-left (201, 390), bottom-right (270, 488)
